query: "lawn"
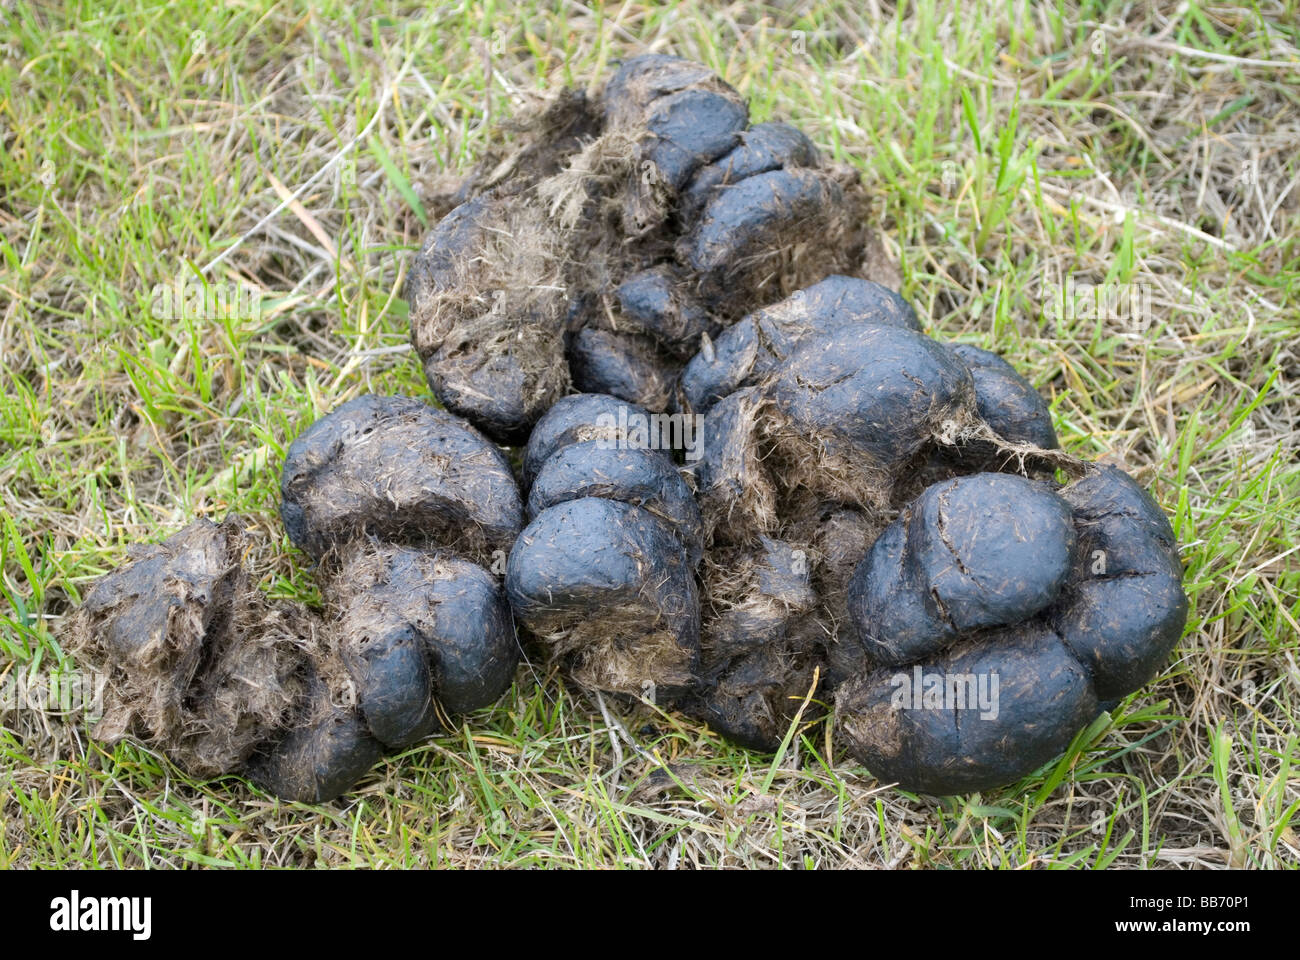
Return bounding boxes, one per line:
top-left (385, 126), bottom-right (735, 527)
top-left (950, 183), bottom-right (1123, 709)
top-left (1, 0), bottom-right (1297, 868)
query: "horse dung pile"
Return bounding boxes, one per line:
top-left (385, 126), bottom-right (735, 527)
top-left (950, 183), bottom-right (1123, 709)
top-left (67, 55), bottom-right (1187, 800)
top-left (69, 395), bottom-right (522, 802)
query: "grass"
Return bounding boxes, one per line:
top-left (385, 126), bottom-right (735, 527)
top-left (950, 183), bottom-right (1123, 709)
top-left (1, 0), bottom-right (1297, 868)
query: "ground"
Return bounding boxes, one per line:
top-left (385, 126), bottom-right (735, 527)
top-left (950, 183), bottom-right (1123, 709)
top-left (0, 0), bottom-right (1297, 868)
